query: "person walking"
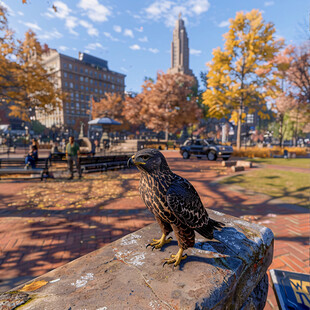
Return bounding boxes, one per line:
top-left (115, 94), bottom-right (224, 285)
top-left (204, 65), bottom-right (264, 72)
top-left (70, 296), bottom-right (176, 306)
top-left (66, 136), bottom-right (82, 180)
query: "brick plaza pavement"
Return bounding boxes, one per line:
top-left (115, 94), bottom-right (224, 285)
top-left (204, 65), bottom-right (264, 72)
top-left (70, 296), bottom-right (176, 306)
top-left (0, 151), bottom-right (308, 309)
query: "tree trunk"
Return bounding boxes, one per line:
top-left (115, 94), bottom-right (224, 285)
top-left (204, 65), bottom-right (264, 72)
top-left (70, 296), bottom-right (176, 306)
top-left (165, 126), bottom-right (169, 141)
top-left (279, 115), bottom-right (284, 148)
top-left (236, 107), bottom-right (242, 149)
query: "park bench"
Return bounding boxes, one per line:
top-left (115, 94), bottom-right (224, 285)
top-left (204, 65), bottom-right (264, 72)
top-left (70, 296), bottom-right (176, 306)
top-left (79, 154), bottom-right (131, 173)
top-left (0, 157), bottom-right (52, 180)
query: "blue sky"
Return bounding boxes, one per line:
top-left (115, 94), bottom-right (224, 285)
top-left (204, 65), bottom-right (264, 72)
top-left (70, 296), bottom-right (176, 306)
top-left (1, 0), bottom-right (309, 92)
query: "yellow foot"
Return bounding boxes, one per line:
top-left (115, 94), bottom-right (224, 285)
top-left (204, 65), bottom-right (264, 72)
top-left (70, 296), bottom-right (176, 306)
top-left (163, 248), bottom-right (187, 267)
top-left (146, 234), bottom-right (172, 250)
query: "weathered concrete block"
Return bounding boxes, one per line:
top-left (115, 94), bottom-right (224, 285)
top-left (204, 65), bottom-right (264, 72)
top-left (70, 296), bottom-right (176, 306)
top-left (231, 166), bottom-right (245, 172)
top-left (236, 161), bottom-right (253, 168)
top-left (7, 210), bottom-right (273, 310)
top-left (222, 160), bottom-right (237, 167)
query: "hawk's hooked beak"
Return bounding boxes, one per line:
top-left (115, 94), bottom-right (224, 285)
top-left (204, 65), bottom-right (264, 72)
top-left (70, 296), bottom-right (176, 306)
top-left (127, 155), bottom-right (146, 167)
top-left (127, 155), bottom-right (134, 167)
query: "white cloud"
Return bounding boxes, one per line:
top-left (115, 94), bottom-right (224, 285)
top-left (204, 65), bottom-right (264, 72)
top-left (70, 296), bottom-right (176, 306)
top-left (65, 16), bottom-right (79, 35)
top-left (17, 11), bottom-right (24, 16)
top-left (264, 1), bottom-right (274, 6)
top-left (44, 2), bottom-right (79, 35)
top-left (103, 32), bottom-right (119, 41)
top-left (38, 29), bottom-right (63, 40)
top-left (59, 45), bottom-right (69, 51)
top-left (190, 48), bottom-right (201, 56)
top-left (138, 36), bottom-right (148, 42)
top-left (148, 48), bottom-right (159, 53)
top-left (0, 1), bottom-right (15, 16)
top-left (143, 0), bottom-right (210, 27)
top-left (23, 22), bottom-right (42, 32)
top-left (85, 42), bottom-right (106, 50)
top-left (218, 20), bottom-right (230, 28)
top-left (46, 1), bottom-right (71, 19)
top-left (130, 44), bottom-right (141, 50)
top-left (80, 20), bottom-right (99, 37)
top-left (113, 25), bottom-right (122, 33)
top-left (120, 66), bottom-right (128, 73)
top-left (124, 29), bottom-right (134, 38)
top-left (78, 0), bottom-right (111, 22)
top-left (135, 26), bottom-right (144, 32)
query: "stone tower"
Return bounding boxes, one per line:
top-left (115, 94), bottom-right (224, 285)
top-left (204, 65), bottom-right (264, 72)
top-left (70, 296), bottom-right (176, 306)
top-left (167, 13), bottom-right (194, 76)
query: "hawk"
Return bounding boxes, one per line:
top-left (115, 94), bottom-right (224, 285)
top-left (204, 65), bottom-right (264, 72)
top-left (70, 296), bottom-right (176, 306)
top-left (128, 149), bottom-right (224, 267)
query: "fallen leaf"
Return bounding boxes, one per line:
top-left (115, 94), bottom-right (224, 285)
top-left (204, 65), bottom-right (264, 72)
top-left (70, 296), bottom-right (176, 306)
top-left (20, 280), bottom-right (48, 292)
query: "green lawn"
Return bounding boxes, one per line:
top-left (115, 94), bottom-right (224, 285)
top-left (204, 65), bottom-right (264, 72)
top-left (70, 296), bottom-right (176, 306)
top-left (246, 158), bottom-right (310, 168)
top-left (220, 168), bottom-right (309, 207)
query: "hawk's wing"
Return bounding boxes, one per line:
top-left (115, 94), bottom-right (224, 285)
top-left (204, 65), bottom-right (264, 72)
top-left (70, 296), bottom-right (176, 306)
top-left (166, 177), bottom-right (209, 229)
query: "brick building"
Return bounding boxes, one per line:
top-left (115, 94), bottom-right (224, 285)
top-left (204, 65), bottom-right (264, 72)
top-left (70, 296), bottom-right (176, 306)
top-left (36, 49), bottom-right (126, 133)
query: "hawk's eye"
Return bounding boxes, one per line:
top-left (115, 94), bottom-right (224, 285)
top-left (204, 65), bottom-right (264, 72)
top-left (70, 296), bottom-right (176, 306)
top-left (142, 155), bottom-right (149, 160)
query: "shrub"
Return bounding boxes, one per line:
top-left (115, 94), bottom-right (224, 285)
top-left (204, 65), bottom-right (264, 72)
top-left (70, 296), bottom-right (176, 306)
top-left (232, 146), bottom-right (307, 158)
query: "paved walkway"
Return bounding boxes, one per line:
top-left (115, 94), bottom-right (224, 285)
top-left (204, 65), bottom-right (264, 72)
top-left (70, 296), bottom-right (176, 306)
top-left (0, 151), bottom-right (308, 309)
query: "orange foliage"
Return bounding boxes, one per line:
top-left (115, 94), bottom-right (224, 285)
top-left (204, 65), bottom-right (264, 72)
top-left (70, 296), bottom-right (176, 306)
top-left (123, 72), bottom-right (202, 133)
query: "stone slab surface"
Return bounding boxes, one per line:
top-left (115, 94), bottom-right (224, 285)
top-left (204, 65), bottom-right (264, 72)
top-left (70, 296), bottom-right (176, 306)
top-left (7, 209), bottom-right (273, 310)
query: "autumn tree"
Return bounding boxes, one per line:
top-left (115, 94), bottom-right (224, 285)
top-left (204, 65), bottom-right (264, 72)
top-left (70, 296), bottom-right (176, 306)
top-left (0, 6), bottom-right (19, 102)
top-left (11, 30), bottom-right (64, 120)
top-left (123, 72), bottom-right (202, 139)
top-left (203, 9), bottom-right (283, 149)
top-left (0, 6), bottom-right (64, 121)
top-left (266, 43), bottom-right (310, 146)
top-left (91, 92), bottom-right (123, 120)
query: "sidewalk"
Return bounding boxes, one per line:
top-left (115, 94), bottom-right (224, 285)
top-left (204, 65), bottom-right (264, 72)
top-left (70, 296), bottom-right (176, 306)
top-left (0, 151), bottom-right (308, 309)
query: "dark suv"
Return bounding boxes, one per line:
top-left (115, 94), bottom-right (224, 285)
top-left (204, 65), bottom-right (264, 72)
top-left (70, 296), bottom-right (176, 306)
top-left (180, 139), bottom-right (233, 161)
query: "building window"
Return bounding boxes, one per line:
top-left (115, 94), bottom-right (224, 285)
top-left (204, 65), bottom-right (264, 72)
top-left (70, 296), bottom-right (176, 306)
top-left (99, 82), bottom-right (102, 86)
top-left (108, 75), bottom-right (110, 80)
top-left (112, 85), bottom-right (115, 89)
top-left (90, 79), bottom-right (93, 84)
top-left (64, 81), bottom-right (68, 87)
top-left (70, 92), bottom-right (74, 99)
top-left (69, 74), bottom-right (73, 79)
top-left (85, 77), bottom-right (88, 83)
top-left (64, 72), bottom-right (67, 78)
top-left (99, 73), bottom-right (101, 79)
top-left (86, 95), bottom-right (90, 101)
top-left (112, 77), bottom-right (114, 81)
top-left (95, 88), bottom-right (98, 93)
top-left (80, 76), bottom-right (83, 82)
top-left (103, 74), bottom-right (106, 80)
top-left (99, 89), bottom-right (102, 94)
top-left (75, 93), bottom-right (79, 99)
top-left (85, 68), bottom-right (88, 74)
top-left (69, 64), bottom-right (72, 70)
top-left (80, 94), bottom-right (84, 100)
top-left (63, 63), bottom-right (67, 68)
top-left (71, 102), bottom-right (74, 108)
top-left (80, 68), bottom-right (83, 73)
top-left (70, 82), bottom-right (73, 88)
top-left (74, 65), bottom-right (78, 72)
top-left (75, 75), bottom-right (78, 81)
top-left (80, 85), bottom-right (84, 90)
top-left (75, 84), bottom-right (78, 90)
top-left (86, 87), bottom-right (89, 91)
top-left (90, 87), bottom-right (93, 91)
top-left (76, 103), bottom-right (79, 109)
top-left (90, 71), bottom-right (92, 76)
top-left (94, 72), bottom-right (97, 77)
top-left (246, 114), bottom-right (254, 123)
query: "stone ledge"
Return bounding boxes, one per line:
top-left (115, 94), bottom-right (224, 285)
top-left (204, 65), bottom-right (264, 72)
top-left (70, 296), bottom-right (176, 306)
top-left (6, 210), bottom-right (274, 310)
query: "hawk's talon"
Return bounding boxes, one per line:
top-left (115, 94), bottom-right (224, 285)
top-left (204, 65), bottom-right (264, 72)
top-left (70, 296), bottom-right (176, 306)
top-left (163, 249), bottom-right (187, 267)
top-left (146, 234), bottom-right (172, 250)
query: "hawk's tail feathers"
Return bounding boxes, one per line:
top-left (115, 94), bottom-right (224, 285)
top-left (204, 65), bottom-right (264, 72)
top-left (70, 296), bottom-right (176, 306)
top-left (195, 218), bottom-right (225, 239)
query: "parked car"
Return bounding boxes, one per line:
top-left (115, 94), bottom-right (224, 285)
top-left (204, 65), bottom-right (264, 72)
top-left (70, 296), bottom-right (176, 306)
top-left (180, 139), bottom-right (233, 161)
